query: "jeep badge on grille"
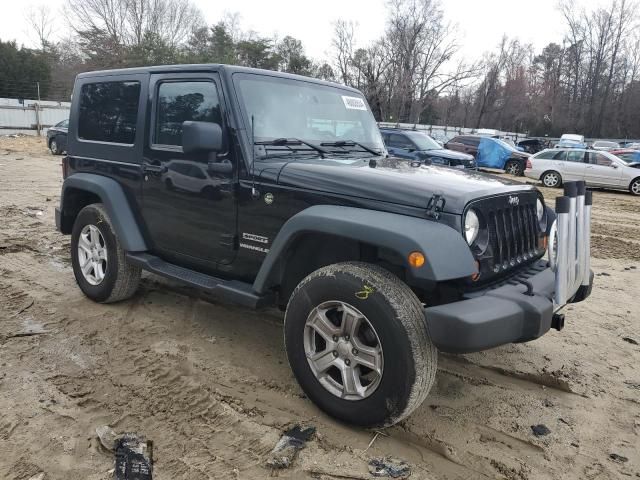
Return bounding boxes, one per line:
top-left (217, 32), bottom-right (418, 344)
top-left (508, 195), bottom-right (520, 206)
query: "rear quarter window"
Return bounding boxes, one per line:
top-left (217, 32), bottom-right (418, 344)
top-left (78, 81), bottom-right (141, 144)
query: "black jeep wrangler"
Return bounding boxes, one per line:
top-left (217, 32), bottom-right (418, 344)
top-left (56, 65), bottom-right (594, 427)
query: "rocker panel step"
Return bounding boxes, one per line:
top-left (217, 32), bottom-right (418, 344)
top-left (126, 252), bottom-right (272, 309)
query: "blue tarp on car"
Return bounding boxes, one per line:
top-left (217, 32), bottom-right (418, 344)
top-left (475, 137), bottom-right (513, 169)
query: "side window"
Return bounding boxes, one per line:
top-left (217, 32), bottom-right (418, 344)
top-left (155, 81), bottom-right (222, 147)
top-left (461, 137), bottom-right (479, 147)
top-left (589, 152), bottom-right (612, 166)
top-left (388, 134), bottom-right (413, 149)
top-left (552, 151), bottom-right (567, 161)
top-left (535, 151), bottom-right (558, 160)
top-left (565, 151), bottom-right (585, 163)
top-left (78, 81), bottom-right (141, 144)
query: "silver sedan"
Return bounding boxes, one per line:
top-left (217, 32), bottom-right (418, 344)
top-left (525, 148), bottom-right (640, 195)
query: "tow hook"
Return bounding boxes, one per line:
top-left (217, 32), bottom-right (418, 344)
top-left (551, 313), bottom-right (565, 331)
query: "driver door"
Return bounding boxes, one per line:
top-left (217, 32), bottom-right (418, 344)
top-left (141, 72), bottom-right (237, 269)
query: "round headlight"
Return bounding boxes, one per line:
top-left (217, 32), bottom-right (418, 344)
top-left (464, 209), bottom-right (480, 245)
top-left (536, 199), bottom-right (544, 222)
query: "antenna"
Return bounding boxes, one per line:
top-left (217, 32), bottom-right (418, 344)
top-left (251, 114), bottom-right (258, 199)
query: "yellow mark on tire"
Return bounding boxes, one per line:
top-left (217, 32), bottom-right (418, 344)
top-left (355, 285), bottom-right (375, 300)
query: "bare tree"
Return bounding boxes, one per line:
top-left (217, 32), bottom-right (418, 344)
top-left (65, 0), bottom-right (203, 49)
top-left (25, 5), bottom-right (57, 51)
top-left (332, 20), bottom-right (356, 85)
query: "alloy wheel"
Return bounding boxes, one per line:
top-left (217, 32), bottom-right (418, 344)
top-left (77, 224), bottom-right (108, 285)
top-left (304, 301), bottom-right (384, 400)
top-left (543, 172), bottom-right (559, 187)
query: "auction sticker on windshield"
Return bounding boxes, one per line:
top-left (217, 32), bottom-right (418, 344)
top-left (342, 96), bottom-right (367, 111)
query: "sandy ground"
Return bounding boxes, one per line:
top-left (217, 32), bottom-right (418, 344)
top-left (0, 135), bottom-right (638, 480)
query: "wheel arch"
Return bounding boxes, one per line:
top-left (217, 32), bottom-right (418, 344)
top-left (629, 176), bottom-right (640, 194)
top-left (59, 173), bottom-right (147, 252)
top-left (252, 205), bottom-right (477, 297)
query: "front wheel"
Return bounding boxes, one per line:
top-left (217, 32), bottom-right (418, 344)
top-left (630, 178), bottom-right (640, 196)
top-left (284, 262), bottom-right (437, 427)
top-left (49, 139), bottom-right (61, 155)
top-left (70, 204), bottom-right (141, 303)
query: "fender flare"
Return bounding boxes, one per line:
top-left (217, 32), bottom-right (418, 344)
top-left (60, 173), bottom-right (147, 252)
top-left (252, 205), bottom-right (476, 294)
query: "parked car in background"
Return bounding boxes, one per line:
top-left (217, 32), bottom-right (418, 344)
top-left (560, 133), bottom-right (585, 143)
top-left (525, 148), bottom-right (640, 195)
top-left (380, 129), bottom-right (476, 169)
top-left (591, 140), bottom-right (619, 151)
top-left (47, 119), bottom-right (69, 155)
top-left (517, 138), bottom-right (547, 154)
top-left (445, 134), bottom-right (530, 175)
top-left (619, 141), bottom-right (640, 149)
top-left (611, 149), bottom-right (640, 164)
top-left (555, 138), bottom-right (587, 149)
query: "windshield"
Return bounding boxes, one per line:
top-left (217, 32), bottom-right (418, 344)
top-left (233, 73), bottom-right (384, 155)
top-left (404, 131), bottom-right (441, 150)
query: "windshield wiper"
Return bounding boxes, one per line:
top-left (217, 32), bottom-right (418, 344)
top-left (255, 138), bottom-right (328, 158)
top-left (320, 140), bottom-right (381, 156)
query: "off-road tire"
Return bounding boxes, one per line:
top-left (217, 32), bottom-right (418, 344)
top-left (541, 170), bottom-right (562, 188)
top-left (70, 204), bottom-right (141, 303)
top-left (284, 261), bottom-right (437, 427)
top-left (505, 160), bottom-right (523, 176)
top-left (630, 178), bottom-right (640, 196)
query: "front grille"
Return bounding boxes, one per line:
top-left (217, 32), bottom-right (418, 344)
top-left (468, 192), bottom-right (545, 280)
top-left (488, 203), bottom-right (540, 271)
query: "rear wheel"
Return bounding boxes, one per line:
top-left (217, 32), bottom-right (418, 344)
top-left (284, 262), bottom-right (437, 427)
top-left (505, 160), bottom-right (523, 176)
top-left (542, 170), bottom-right (562, 188)
top-left (70, 204), bottom-right (141, 303)
top-left (630, 178), bottom-right (640, 196)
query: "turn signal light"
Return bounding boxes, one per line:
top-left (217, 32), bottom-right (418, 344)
top-left (471, 260), bottom-right (481, 281)
top-left (408, 251), bottom-right (425, 268)
top-left (539, 235), bottom-right (548, 250)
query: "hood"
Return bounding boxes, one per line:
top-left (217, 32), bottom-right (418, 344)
top-left (273, 156), bottom-right (536, 214)
top-left (422, 148), bottom-right (474, 161)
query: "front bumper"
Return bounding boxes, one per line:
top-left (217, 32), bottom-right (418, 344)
top-left (426, 263), bottom-right (594, 353)
top-left (426, 180), bottom-right (593, 354)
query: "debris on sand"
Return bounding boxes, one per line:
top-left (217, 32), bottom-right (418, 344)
top-left (368, 457), bottom-right (411, 478)
top-left (266, 425), bottom-right (316, 469)
top-left (531, 424), bottom-right (551, 437)
top-left (622, 336), bottom-right (638, 345)
top-left (608, 453), bottom-right (628, 463)
top-left (96, 426), bottom-right (153, 479)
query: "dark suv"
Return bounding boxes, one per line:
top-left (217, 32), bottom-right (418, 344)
top-left (380, 128), bottom-right (475, 169)
top-left (446, 134), bottom-right (530, 175)
top-left (55, 65), bottom-right (593, 427)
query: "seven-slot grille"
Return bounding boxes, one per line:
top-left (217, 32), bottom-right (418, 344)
top-left (488, 202), bottom-right (541, 272)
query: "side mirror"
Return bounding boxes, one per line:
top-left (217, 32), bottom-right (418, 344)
top-left (182, 121), bottom-right (222, 154)
top-left (611, 163), bottom-right (619, 168)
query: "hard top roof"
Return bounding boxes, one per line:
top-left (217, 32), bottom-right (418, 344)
top-left (76, 64), bottom-right (360, 93)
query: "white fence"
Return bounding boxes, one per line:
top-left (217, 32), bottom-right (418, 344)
top-left (0, 98), bottom-right (71, 136)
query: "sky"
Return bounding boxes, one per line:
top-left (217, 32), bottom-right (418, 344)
top-left (3, 0), bottom-right (607, 62)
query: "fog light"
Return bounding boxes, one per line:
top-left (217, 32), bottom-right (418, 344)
top-left (408, 251), bottom-right (425, 268)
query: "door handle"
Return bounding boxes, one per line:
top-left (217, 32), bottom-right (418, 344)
top-left (143, 165), bottom-right (165, 173)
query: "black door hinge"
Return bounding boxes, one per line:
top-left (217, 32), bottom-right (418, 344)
top-left (220, 233), bottom-right (238, 249)
top-left (426, 194), bottom-right (446, 220)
